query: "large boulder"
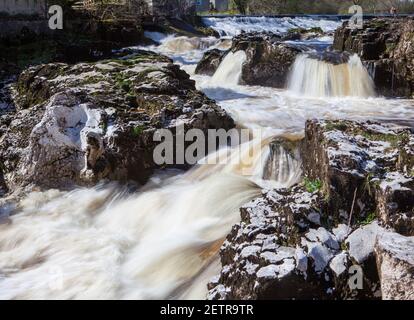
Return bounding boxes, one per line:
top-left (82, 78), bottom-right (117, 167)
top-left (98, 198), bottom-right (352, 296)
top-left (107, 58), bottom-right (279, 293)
top-left (195, 32), bottom-right (304, 88)
top-left (302, 119), bottom-right (413, 225)
top-left (333, 18), bottom-right (414, 98)
top-left (208, 187), bottom-right (337, 300)
top-left (0, 50), bottom-right (234, 192)
top-left (232, 32), bottom-right (303, 88)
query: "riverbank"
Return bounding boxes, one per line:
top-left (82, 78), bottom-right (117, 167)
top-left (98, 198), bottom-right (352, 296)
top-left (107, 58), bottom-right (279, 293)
top-left (0, 15), bottom-right (413, 300)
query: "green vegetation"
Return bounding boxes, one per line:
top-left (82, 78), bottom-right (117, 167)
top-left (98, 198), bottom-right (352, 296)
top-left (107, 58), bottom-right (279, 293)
top-left (359, 212), bottom-right (377, 226)
top-left (356, 130), bottom-right (410, 149)
top-left (304, 177), bottom-right (322, 193)
top-left (115, 73), bottom-right (133, 93)
top-left (363, 172), bottom-right (375, 196)
top-left (118, 78), bottom-right (132, 93)
top-left (324, 120), bottom-right (409, 150)
top-left (386, 42), bottom-right (397, 54)
top-left (288, 27), bottom-right (323, 34)
top-left (0, 40), bottom-right (58, 69)
top-left (131, 125), bottom-right (145, 137)
top-left (324, 121), bottom-right (348, 132)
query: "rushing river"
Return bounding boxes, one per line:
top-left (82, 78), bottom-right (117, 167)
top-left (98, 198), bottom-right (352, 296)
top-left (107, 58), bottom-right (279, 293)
top-left (1, 17), bottom-right (414, 300)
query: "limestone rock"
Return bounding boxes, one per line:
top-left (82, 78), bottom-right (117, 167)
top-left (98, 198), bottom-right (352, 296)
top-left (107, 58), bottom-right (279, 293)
top-left (212, 119), bottom-right (413, 300)
top-left (0, 50), bottom-right (234, 192)
top-left (375, 231), bottom-right (414, 300)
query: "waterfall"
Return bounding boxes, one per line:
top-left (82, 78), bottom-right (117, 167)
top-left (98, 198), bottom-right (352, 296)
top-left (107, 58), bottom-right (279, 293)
top-left (211, 51), bottom-right (246, 86)
top-left (262, 142), bottom-right (302, 188)
top-left (202, 16), bottom-right (341, 37)
top-left (287, 54), bottom-right (376, 98)
top-left (159, 36), bottom-right (219, 53)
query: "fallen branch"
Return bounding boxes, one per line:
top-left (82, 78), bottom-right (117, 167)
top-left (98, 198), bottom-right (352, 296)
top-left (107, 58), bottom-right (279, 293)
top-left (348, 187), bottom-right (358, 227)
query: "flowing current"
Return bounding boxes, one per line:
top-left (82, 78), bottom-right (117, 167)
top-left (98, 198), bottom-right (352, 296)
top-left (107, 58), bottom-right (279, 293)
top-left (288, 54), bottom-right (376, 98)
top-left (1, 17), bottom-right (414, 300)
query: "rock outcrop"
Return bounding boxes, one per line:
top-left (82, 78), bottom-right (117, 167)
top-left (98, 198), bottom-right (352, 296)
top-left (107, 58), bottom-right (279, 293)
top-left (234, 33), bottom-right (302, 88)
top-left (333, 18), bottom-right (414, 98)
top-left (0, 50), bottom-right (234, 192)
top-left (195, 49), bottom-right (228, 76)
top-left (209, 119), bottom-right (414, 300)
top-left (196, 32), bottom-right (305, 87)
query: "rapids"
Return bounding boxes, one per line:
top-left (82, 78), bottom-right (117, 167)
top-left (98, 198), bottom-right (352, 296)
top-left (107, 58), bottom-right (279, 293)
top-left (287, 54), bottom-right (376, 98)
top-left (1, 17), bottom-right (414, 300)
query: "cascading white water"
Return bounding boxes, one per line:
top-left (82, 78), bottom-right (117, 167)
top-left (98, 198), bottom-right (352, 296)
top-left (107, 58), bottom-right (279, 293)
top-left (0, 137), bottom-right (302, 300)
top-left (288, 54), bottom-right (376, 98)
top-left (211, 51), bottom-right (247, 86)
top-left (203, 16), bottom-right (341, 37)
top-left (159, 36), bottom-right (219, 53)
top-left (262, 144), bottom-right (302, 187)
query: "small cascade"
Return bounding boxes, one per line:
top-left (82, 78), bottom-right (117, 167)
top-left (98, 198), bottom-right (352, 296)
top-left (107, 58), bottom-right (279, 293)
top-left (159, 36), bottom-right (219, 53)
top-left (211, 50), bottom-right (247, 86)
top-left (0, 134), bottom-right (303, 300)
top-left (202, 16), bottom-right (341, 37)
top-left (288, 53), bottom-right (376, 98)
top-left (262, 140), bottom-right (303, 188)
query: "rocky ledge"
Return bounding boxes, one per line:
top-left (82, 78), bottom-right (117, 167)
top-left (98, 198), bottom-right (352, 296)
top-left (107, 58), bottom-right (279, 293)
top-left (208, 119), bottom-right (414, 300)
top-left (0, 50), bottom-right (234, 194)
top-left (196, 30), bottom-right (327, 87)
top-left (333, 18), bottom-right (414, 98)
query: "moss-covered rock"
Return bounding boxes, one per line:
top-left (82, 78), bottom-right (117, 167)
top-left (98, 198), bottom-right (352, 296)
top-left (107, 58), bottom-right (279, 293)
top-left (0, 50), bottom-right (234, 191)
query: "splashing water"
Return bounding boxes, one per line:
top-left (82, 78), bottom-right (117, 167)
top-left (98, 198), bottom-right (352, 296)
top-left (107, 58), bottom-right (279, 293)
top-left (262, 143), bottom-right (302, 187)
top-left (287, 54), bottom-right (376, 98)
top-left (159, 36), bottom-right (219, 54)
top-left (203, 16), bottom-right (341, 37)
top-left (211, 51), bottom-right (247, 86)
top-left (0, 135), bottom-right (302, 299)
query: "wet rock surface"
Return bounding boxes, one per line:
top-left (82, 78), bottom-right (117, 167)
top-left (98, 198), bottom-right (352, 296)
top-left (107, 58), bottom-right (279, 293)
top-left (195, 28), bottom-right (340, 88)
top-left (333, 18), bottom-right (414, 98)
top-left (196, 31), bottom-right (312, 87)
top-left (0, 50), bottom-right (234, 192)
top-left (231, 32), bottom-right (304, 88)
top-left (209, 119), bottom-right (414, 300)
top-left (195, 49), bottom-right (228, 76)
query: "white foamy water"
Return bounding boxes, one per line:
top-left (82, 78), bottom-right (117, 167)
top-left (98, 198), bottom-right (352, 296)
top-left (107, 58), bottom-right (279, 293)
top-left (0, 136), bottom-right (301, 300)
top-left (211, 50), bottom-right (247, 85)
top-left (138, 33), bottom-right (231, 65)
top-left (195, 72), bottom-right (414, 137)
top-left (203, 16), bottom-right (341, 37)
top-left (288, 54), bottom-right (376, 98)
top-left (1, 17), bottom-right (414, 300)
